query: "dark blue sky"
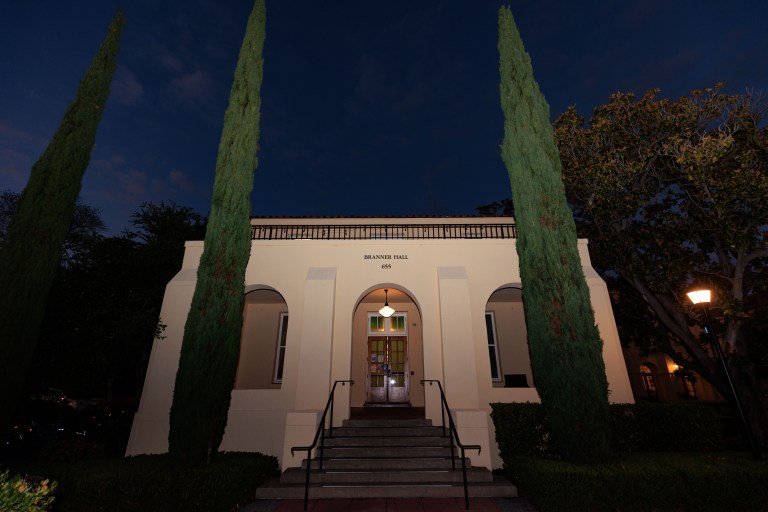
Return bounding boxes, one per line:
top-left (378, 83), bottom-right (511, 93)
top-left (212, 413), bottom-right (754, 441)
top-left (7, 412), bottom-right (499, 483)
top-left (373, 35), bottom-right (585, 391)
top-left (2, 1), bottom-right (766, 233)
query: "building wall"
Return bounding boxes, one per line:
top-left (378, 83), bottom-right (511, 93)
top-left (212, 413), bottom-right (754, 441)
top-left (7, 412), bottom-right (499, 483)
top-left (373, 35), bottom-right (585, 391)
top-left (126, 217), bottom-right (634, 470)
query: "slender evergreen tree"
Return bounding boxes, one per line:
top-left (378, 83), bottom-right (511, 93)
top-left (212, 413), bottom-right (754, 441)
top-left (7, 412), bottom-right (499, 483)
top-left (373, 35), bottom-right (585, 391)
top-left (168, 0), bottom-right (266, 463)
top-left (0, 12), bottom-right (123, 430)
top-left (497, 6), bottom-right (611, 462)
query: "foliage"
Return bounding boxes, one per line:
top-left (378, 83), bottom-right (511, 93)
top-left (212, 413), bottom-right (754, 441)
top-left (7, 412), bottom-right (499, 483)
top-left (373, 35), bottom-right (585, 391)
top-left (0, 189), bottom-right (106, 268)
top-left (476, 197), bottom-right (515, 217)
top-left (23, 201), bottom-right (206, 403)
top-left (505, 453), bottom-right (768, 512)
top-left (7, 452), bottom-right (277, 512)
top-left (497, 6), bottom-right (611, 462)
top-left (169, 0), bottom-right (266, 462)
top-left (491, 402), bottom-right (724, 460)
top-left (554, 85), bottom-right (768, 446)
top-left (123, 200), bottom-right (206, 290)
top-left (0, 470), bottom-right (56, 512)
top-left (0, 12), bottom-right (123, 432)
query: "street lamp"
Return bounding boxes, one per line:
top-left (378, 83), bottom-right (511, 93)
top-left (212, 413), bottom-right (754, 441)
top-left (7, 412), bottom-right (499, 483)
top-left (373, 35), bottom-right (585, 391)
top-left (687, 288), bottom-right (762, 460)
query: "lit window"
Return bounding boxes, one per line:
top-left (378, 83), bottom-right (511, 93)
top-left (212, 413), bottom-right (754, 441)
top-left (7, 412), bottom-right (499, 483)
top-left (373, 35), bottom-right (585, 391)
top-left (389, 315), bottom-right (406, 333)
top-left (640, 364), bottom-right (658, 399)
top-left (368, 313), bottom-right (407, 335)
top-left (370, 315), bottom-right (385, 332)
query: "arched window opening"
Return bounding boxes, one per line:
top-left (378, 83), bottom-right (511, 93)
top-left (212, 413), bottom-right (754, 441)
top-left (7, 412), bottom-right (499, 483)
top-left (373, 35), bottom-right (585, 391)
top-left (640, 364), bottom-right (658, 400)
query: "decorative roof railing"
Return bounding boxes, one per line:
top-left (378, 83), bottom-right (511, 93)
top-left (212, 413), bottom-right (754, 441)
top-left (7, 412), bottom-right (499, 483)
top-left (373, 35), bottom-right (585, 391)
top-left (250, 223), bottom-right (516, 240)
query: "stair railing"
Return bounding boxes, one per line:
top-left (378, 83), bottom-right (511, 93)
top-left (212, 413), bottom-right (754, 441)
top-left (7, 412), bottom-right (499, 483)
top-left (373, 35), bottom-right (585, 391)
top-left (421, 379), bottom-right (482, 510)
top-left (291, 379), bottom-right (353, 511)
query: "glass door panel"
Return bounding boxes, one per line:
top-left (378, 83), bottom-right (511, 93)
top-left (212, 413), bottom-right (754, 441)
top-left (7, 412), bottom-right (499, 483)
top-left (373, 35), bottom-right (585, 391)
top-left (366, 336), bottom-right (408, 403)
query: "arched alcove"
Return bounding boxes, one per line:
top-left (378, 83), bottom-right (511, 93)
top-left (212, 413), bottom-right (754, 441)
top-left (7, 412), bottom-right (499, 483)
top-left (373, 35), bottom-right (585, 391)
top-left (234, 288), bottom-right (289, 389)
top-left (485, 286), bottom-right (533, 388)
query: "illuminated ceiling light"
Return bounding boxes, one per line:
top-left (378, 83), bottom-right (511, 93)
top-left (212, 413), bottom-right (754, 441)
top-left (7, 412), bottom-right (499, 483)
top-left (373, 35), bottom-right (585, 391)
top-left (686, 289), bottom-right (711, 305)
top-left (379, 289), bottom-right (395, 318)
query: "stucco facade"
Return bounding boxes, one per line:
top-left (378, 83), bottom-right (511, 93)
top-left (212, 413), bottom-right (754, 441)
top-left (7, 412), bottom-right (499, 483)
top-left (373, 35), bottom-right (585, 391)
top-left (126, 216), bottom-right (634, 470)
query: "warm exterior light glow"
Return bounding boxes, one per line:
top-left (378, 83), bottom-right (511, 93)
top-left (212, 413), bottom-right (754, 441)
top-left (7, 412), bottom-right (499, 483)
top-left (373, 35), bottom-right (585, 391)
top-left (379, 289), bottom-right (395, 318)
top-left (687, 289), bottom-right (711, 305)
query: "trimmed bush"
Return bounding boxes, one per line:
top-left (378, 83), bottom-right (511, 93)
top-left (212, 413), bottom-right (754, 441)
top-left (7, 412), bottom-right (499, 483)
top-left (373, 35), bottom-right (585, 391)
top-left (491, 402), bottom-right (724, 457)
top-left (508, 453), bottom-right (768, 512)
top-left (630, 402), bottom-right (724, 451)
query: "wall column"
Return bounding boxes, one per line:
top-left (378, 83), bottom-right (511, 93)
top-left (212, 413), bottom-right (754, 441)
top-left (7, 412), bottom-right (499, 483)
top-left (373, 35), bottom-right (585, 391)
top-left (436, 266), bottom-right (479, 409)
top-left (294, 267), bottom-right (337, 411)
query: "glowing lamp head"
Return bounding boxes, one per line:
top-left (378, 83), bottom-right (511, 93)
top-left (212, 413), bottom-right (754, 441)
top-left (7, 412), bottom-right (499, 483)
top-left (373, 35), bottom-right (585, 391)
top-left (687, 289), bottom-right (711, 305)
top-left (379, 289), bottom-right (395, 318)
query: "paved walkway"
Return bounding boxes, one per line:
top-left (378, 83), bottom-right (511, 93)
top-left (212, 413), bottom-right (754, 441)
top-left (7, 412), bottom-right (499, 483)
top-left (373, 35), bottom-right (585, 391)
top-left (239, 498), bottom-right (538, 511)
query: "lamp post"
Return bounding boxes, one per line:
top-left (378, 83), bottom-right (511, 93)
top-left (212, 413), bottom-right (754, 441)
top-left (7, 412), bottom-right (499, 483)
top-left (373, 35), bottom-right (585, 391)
top-left (687, 288), bottom-right (762, 460)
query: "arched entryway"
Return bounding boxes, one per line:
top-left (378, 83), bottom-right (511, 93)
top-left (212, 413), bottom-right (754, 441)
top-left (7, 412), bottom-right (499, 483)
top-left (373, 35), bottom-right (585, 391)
top-left (350, 288), bottom-right (424, 409)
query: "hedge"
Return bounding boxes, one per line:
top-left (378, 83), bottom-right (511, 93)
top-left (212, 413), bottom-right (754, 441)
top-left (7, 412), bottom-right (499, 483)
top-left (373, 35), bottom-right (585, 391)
top-left (491, 402), bottom-right (724, 459)
top-left (491, 403), bottom-right (767, 511)
top-left (508, 453), bottom-right (768, 512)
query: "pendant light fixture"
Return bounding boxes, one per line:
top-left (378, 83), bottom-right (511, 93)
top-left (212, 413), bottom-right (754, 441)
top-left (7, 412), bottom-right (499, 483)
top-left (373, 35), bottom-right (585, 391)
top-left (379, 289), bottom-right (395, 318)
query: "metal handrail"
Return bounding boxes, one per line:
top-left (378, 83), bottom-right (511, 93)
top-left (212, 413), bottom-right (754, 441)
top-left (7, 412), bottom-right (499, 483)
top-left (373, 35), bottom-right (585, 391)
top-left (290, 379), bottom-right (353, 511)
top-left (421, 379), bottom-right (482, 510)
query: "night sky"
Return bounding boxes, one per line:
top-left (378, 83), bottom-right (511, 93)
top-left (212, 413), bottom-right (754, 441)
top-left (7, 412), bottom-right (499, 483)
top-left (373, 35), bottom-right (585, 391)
top-left (2, 1), bottom-right (766, 234)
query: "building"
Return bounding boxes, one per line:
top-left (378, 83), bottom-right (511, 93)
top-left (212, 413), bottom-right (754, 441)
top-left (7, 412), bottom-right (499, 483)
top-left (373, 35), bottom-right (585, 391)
top-left (623, 345), bottom-right (723, 403)
top-left (126, 216), bottom-right (634, 470)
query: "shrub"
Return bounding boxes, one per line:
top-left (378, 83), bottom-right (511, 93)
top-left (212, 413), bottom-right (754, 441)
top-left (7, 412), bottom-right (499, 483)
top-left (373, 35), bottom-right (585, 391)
top-left (631, 402), bottom-right (723, 451)
top-left (0, 469), bottom-right (57, 512)
top-left (10, 452), bottom-right (278, 512)
top-left (491, 402), bottom-right (555, 459)
top-left (491, 402), bottom-right (724, 457)
top-left (508, 453), bottom-right (768, 512)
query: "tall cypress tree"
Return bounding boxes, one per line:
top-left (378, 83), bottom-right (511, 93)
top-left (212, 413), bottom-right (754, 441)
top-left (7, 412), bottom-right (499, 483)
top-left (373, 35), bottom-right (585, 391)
top-left (0, 12), bottom-right (124, 430)
top-left (497, 6), bottom-right (611, 462)
top-left (168, 0), bottom-right (266, 463)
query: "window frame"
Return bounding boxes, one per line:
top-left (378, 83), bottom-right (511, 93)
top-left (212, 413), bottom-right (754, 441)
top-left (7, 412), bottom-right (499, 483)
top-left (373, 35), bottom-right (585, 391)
top-left (485, 311), bottom-right (503, 382)
top-left (639, 364), bottom-right (658, 399)
top-left (273, 312), bottom-right (289, 384)
top-left (367, 312), bottom-right (408, 335)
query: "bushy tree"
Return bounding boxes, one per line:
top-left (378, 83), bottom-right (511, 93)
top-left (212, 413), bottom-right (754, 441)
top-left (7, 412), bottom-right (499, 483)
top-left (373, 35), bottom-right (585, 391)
top-left (476, 198), bottom-right (515, 217)
top-left (169, 0), bottom-right (266, 463)
top-left (497, 6), bottom-right (611, 462)
top-left (555, 85), bottom-right (768, 447)
top-left (31, 202), bottom-right (206, 401)
top-left (0, 189), bottom-right (106, 267)
top-left (0, 12), bottom-right (123, 430)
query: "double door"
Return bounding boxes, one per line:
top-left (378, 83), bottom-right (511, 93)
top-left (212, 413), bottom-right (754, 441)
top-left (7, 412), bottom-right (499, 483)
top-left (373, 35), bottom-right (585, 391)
top-left (367, 336), bottom-right (408, 403)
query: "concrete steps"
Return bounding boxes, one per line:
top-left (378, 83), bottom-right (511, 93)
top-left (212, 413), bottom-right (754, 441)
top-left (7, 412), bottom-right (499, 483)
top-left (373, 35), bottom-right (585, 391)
top-left (255, 416), bottom-right (517, 500)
